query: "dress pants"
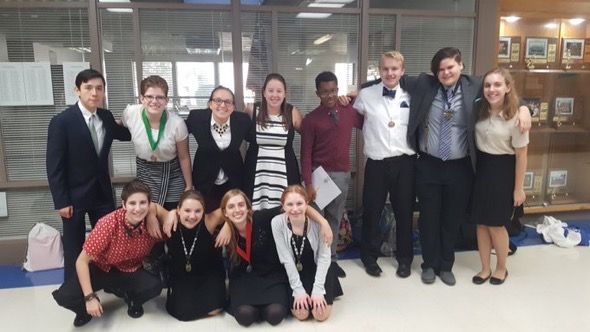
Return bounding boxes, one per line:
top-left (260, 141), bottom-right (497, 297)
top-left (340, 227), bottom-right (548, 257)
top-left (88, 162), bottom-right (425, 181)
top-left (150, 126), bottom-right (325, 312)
top-left (312, 171), bottom-right (351, 261)
top-left (415, 154), bottom-right (474, 273)
top-left (62, 201), bottom-right (114, 281)
top-left (361, 155), bottom-right (415, 266)
top-left (53, 264), bottom-right (162, 316)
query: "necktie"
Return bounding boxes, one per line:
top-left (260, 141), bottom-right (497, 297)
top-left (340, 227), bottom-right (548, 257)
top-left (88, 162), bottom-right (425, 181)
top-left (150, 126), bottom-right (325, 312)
top-left (382, 87), bottom-right (396, 99)
top-left (438, 88), bottom-right (454, 161)
top-left (329, 110), bottom-right (339, 125)
top-left (88, 114), bottom-right (100, 155)
top-left (213, 123), bottom-right (228, 136)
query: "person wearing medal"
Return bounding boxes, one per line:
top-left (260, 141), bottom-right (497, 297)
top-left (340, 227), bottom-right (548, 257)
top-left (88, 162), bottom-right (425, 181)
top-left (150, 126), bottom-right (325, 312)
top-left (52, 179), bottom-right (168, 327)
top-left (122, 75), bottom-right (192, 284)
top-left (185, 86), bottom-right (250, 213)
top-left (352, 51), bottom-right (417, 278)
top-left (271, 185), bottom-right (343, 322)
top-left (220, 189), bottom-right (332, 327)
top-left (164, 190), bottom-right (229, 321)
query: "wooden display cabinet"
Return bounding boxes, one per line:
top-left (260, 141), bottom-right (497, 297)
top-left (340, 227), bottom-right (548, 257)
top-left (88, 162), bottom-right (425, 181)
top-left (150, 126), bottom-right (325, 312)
top-left (498, 15), bottom-right (590, 212)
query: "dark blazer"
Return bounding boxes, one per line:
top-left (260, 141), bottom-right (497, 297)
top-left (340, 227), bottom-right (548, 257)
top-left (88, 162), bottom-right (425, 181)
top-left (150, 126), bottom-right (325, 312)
top-left (46, 104), bottom-right (131, 210)
top-left (185, 109), bottom-right (250, 196)
top-left (404, 73), bottom-right (482, 171)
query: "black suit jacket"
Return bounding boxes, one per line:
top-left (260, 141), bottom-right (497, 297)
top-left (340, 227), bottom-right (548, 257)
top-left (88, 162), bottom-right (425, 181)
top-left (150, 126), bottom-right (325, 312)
top-left (185, 109), bottom-right (250, 196)
top-left (46, 104), bottom-right (131, 210)
top-left (404, 73), bottom-right (481, 171)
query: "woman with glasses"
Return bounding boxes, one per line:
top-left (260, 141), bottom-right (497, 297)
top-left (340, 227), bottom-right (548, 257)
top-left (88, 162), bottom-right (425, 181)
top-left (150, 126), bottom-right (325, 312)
top-left (244, 73), bottom-right (303, 210)
top-left (122, 75), bottom-right (193, 285)
top-left (185, 86), bottom-right (251, 212)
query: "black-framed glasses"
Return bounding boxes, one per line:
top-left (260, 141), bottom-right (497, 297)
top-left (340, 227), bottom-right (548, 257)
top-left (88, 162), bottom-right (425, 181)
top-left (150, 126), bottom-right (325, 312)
top-left (211, 98), bottom-right (235, 106)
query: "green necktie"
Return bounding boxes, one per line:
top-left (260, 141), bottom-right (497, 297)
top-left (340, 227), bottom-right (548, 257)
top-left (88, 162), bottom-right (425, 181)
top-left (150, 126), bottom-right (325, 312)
top-left (89, 114), bottom-right (100, 155)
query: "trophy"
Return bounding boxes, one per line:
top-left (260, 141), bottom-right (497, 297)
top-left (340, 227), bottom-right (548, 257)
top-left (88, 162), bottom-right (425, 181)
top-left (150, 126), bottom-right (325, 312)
top-left (564, 49), bottom-right (572, 70)
top-left (526, 55), bottom-right (536, 69)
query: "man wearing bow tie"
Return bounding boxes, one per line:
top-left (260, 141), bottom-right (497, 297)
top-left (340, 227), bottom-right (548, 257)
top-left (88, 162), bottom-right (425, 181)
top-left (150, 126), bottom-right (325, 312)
top-left (353, 51), bottom-right (416, 278)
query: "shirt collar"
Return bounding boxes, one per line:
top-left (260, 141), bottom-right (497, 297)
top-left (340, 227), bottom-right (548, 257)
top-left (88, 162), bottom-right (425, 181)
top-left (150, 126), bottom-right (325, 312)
top-left (78, 101), bottom-right (96, 120)
top-left (210, 116), bottom-right (230, 128)
top-left (379, 82), bottom-right (399, 91)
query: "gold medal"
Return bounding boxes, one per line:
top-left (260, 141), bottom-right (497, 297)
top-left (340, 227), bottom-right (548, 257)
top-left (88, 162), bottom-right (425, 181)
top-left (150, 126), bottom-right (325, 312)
top-left (296, 262), bottom-right (303, 271)
top-left (388, 121), bottom-right (395, 128)
top-left (443, 112), bottom-right (453, 121)
top-left (150, 154), bottom-right (157, 162)
top-left (185, 262), bottom-right (192, 272)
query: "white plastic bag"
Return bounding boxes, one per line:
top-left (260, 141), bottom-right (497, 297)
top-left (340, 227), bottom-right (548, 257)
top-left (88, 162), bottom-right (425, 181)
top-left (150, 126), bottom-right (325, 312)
top-left (22, 223), bottom-right (64, 272)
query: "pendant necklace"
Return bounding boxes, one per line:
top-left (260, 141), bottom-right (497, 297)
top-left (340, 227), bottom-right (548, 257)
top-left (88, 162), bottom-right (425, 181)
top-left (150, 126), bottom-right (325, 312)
top-left (179, 222), bottom-right (200, 273)
top-left (287, 217), bottom-right (308, 272)
top-left (141, 108), bottom-right (168, 162)
top-left (236, 222), bottom-right (253, 273)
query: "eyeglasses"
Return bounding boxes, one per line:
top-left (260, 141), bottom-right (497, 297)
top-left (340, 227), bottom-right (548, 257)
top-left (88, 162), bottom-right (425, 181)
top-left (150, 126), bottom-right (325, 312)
top-left (211, 98), bottom-right (235, 106)
top-left (318, 89), bottom-right (339, 98)
top-left (143, 95), bottom-right (167, 102)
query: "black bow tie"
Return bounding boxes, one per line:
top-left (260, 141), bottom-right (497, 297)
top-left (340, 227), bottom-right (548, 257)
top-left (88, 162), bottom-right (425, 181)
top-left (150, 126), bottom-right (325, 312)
top-left (383, 87), bottom-right (396, 98)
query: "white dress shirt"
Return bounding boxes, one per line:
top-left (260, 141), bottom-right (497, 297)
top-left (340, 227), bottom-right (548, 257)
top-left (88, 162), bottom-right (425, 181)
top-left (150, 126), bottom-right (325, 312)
top-left (354, 82), bottom-right (415, 160)
top-left (210, 117), bottom-right (231, 185)
top-left (79, 101), bottom-right (105, 153)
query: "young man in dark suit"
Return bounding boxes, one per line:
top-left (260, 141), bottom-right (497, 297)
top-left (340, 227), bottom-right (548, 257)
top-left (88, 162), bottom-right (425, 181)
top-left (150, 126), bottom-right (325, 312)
top-left (46, 69), bottom-right (131, 281)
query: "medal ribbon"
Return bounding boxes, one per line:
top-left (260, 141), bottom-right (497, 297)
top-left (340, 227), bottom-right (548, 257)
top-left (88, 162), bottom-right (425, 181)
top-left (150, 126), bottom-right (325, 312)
top-left (236, 222), bottom-right (252, 264)
top-left (141, 107), bottom-right (168, 151)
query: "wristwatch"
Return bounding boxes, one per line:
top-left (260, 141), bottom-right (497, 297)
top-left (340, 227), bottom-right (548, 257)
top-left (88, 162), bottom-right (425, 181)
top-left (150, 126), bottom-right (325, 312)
top-left (83, 292), bottom-right (100, 302)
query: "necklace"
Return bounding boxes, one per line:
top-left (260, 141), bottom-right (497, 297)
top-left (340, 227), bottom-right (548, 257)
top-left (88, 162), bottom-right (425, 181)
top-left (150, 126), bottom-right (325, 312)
top-left (287, 217), bottom-right (308, 272)
top-left (236, 222), bottom-right (253, 273)
top-left (141, 108), bottom-right (168, 162)
top-left (179, 222), bottom-right (200, 273)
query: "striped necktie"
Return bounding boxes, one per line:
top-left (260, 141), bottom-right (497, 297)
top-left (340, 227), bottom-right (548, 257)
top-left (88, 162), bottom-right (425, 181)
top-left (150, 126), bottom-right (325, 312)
top-left (438, 88), bottom-right (454, 161)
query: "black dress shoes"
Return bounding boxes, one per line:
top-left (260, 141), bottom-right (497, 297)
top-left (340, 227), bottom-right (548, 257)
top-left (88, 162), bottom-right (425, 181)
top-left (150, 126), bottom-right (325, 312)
top-left (490, 271), bottom-right (508, 285)
top-left (472, 274), bottom-right (491, 285)
top-left (364, 262), bottom-right (382, 277)
top-left (332, 262), bottom-right (346, 278)
top-left (127, 303), bottom-right (144, 318)
top-left (396, 263), bottom-right (411, 278)
top-left (73, 313), bottom-right (92, 327)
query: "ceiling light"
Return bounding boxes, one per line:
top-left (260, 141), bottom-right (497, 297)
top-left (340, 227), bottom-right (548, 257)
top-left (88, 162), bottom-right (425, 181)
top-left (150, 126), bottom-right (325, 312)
top-left (308, 3), bottom-right (345, 8)
top-left (313, 34), bottom-right (333, 45)
top-left (569, 18), bottom-right (585, 25)
top-left (544, 22), bottom-right (558, 28)
top-left (296, 13), bottom-right (332, 19)
top-left (502, 16), bottom-right (520, 23)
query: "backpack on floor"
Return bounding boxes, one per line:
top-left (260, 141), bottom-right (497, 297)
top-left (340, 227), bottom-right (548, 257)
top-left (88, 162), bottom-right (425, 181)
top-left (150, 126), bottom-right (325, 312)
top-left (23, 223), bottom-right (64, 272)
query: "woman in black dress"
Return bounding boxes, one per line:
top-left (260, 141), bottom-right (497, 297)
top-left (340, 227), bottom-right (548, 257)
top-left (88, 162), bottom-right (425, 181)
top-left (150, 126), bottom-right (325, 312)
top-left (221, 189), bottom-right (332, 327)
top-left (271, 185), bottom-right (342, 322)
top-left (165, 190), bottom-right (227, 320)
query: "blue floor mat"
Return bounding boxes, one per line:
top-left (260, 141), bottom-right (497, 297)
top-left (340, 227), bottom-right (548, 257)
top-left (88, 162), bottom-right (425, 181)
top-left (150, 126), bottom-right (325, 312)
top-left (2, 220), bottom-right (589, 290)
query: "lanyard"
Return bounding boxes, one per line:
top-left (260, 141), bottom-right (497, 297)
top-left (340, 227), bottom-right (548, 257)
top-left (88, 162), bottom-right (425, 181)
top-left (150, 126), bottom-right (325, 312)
top-left (236, 222), bottom-right (252, 264)
top-left (141, 108), bottom-right (167, 151)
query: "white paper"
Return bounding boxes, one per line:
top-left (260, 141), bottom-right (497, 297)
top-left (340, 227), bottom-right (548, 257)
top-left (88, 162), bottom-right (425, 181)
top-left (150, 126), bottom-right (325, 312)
top-left (0, 62), bottom-right (27, 106)
top-left (22, 62), bottom-right (54, 106)
top-left (63, 62), bottom-right (90, 105)
top-left (311, 166), bottom-right (342, 210)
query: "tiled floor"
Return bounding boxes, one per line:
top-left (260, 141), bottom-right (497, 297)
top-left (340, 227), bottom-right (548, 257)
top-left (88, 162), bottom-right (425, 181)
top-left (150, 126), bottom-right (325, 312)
top-left (1, 245), bottom-right (589, 332)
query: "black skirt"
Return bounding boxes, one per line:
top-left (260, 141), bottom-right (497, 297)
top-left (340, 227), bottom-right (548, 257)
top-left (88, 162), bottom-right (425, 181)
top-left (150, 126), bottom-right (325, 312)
top-left (292, 237), bottom-right (343, 305)
top-left (469, 150), bottom-right (516, 227)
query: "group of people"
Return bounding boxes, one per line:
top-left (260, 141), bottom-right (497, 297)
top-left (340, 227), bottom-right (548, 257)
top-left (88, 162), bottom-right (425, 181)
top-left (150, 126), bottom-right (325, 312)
top-left (47, 44), bottom-right (531, 327)
top-left (47, 69), bottom-right (340, 327)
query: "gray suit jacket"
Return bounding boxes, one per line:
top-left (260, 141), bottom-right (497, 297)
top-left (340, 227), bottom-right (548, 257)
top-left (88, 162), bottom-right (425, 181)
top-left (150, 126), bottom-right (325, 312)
top-left (404, 73), bottom-right (482, 171)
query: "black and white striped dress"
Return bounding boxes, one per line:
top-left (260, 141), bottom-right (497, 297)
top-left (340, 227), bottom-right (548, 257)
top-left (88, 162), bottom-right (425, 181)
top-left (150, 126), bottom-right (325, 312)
top-left (244, 105), bottom-right (300, 210)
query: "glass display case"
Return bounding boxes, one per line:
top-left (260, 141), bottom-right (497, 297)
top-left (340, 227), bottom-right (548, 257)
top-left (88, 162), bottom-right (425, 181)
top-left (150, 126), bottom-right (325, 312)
top-left (498, 16), bottom-right (590, 211)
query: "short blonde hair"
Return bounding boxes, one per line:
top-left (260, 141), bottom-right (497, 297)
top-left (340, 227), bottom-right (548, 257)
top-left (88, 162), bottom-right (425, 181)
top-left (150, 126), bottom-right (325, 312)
top-left (379, 51), bottom-right (405, 68)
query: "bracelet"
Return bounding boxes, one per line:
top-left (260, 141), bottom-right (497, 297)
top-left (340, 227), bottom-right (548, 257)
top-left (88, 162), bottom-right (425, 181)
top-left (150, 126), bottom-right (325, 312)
top-left (83, 292), bottom-right (100, 302)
